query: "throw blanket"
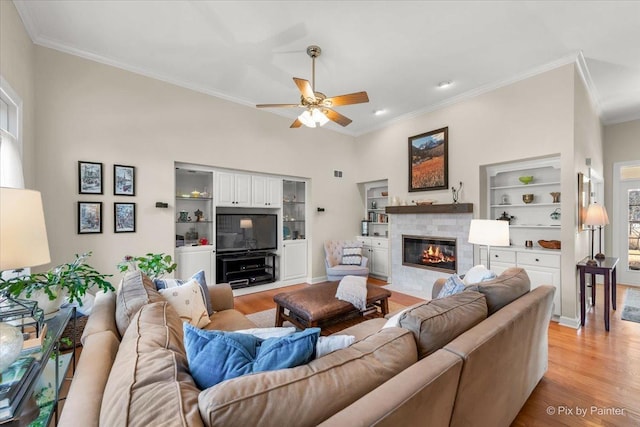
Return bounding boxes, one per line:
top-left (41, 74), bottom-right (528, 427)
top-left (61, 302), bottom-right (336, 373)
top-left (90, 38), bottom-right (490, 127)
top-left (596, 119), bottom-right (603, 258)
top-left (335, 275), bottom-right (368, 311)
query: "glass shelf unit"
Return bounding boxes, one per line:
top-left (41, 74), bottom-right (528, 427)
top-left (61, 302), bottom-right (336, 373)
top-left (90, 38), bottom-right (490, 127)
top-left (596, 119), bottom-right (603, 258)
top-left (175, 167), bottom-right (214, 247)
top-left (283, 180), bottom-right (306, 240)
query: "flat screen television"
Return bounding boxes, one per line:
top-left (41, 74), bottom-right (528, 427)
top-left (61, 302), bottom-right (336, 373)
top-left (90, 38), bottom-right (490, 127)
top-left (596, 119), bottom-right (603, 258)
top-left (216, 213), bottom-right (278, 253)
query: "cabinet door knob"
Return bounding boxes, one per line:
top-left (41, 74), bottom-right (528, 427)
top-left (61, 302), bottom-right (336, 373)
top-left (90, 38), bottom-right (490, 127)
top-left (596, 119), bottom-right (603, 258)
top-left (494, 254), bottom-right (498, 258)
top-left (535, 258), bottom-right (540, 262)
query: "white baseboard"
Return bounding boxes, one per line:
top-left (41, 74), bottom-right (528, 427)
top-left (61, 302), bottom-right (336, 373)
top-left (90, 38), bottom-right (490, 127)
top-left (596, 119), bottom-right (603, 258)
top-left (559, 316), bottom-right (580, 329)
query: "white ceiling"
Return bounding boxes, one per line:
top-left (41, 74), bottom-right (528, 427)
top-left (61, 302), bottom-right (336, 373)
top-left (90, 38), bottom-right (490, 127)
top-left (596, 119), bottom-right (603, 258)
top-left (13, 0), bottom-right (640, 136)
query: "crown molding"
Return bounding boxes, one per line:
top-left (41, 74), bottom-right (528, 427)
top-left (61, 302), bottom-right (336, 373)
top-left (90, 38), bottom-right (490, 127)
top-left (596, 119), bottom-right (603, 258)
top-left (574, 51), bottom-right (602, 119)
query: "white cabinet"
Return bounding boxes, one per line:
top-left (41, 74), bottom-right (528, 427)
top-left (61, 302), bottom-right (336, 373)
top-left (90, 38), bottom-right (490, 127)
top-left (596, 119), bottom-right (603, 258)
top-left (252, 176), bottom-right (282, 207)
top-left (357, 236), bottom-right (389, 279)
top-left (216, 172), bottom-right (251, 206)
top-left (480, 246), bottom-right (561, 317)
top-left (282, 239), bottom-right (307, 281)
top-left (485, 156), bottom-right (561, 247)
top-left (175, 245), bottom-right (216, 284)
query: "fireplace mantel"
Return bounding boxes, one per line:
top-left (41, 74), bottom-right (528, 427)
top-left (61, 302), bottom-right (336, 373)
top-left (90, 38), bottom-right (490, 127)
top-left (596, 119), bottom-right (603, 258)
top-left (385, 203), bottom-right (473, 214)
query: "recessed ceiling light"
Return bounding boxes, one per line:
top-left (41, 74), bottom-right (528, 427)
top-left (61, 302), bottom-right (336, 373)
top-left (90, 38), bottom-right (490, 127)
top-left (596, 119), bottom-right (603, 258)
top-left (437, 80), bottom-right (453, 89)
top-left (373, 109), bottom-right (386, 115)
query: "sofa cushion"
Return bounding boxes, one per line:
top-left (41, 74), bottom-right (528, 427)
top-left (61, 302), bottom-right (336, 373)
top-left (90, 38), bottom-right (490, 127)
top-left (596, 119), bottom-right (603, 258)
top-left (82, 290), bottom-right (119, 343)
top-left (100, 301), bottom-right (203, 427)
top-left (114, 270), bottom-right (164, 336)
top-left (340, 246), bottom-right (363, 265)
top-left (159, 279), bottom-right (211, 328)
top-left (184, 325), bottom-right (320, 389)
top-left (465, 267), bottom-right (531, 315)
top-left (198, 327), bottom-right (417, 427)
top-left (398, 291), bottom-right (488, 359)
top-left (204, 309), bottom-right (258, 331)
top-left (155, 269), bottom-right (214, 315)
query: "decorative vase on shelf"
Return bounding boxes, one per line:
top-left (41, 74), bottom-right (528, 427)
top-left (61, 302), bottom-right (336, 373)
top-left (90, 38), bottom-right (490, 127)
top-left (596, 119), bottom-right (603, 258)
top-left (0, 322), bottom-right (24, 372)
top-left (550, 192), bottom-right (561, 203)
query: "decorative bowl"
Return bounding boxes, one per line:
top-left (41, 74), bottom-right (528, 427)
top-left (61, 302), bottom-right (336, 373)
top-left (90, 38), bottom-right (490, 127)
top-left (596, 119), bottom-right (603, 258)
top-left (381, 191), bottom-right (388, 197)
top-left (519, 176), bottom-right (534, 185)
top-left (538, 240), bottom-right (561, 249)
top-left (414, 200), bottom-right (435, 206)
top-left (522, 194), bottom-right (534, 204)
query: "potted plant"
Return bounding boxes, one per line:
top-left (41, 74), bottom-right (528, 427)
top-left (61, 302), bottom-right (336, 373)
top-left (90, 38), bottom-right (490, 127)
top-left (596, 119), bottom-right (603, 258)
top-left (117, 253), bottom-right (177, 280)
top-left (0, 252), bottom-right (114, 315)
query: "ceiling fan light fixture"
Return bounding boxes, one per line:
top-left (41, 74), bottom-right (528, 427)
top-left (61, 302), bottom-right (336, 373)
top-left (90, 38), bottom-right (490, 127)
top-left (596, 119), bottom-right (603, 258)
top-left (312, 108), bottom-right (330, 126)
top-left (298, 110), bottom-right (316, 128)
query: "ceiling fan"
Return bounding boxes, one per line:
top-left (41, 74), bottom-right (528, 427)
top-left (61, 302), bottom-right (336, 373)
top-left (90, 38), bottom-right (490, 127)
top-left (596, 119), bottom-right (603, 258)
top-left (257, 45), bottom-right (369, 128)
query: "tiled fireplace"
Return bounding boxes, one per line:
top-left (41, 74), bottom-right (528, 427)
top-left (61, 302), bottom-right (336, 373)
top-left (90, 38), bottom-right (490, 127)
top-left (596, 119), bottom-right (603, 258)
top-left (386, 204), bottom-right (473, 299)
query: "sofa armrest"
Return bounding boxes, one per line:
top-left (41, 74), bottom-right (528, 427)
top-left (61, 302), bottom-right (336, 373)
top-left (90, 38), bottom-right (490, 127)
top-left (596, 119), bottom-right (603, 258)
top-left (432, 278), bottom-right (447, 299)
top-left (361, 256), bottom-right (369, 268)
top-left (208, 283), bottom-right (235, 311)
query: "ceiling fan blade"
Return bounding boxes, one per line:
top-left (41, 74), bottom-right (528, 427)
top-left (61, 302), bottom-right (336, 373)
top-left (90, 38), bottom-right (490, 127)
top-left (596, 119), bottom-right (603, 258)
top-left (256, 103), bottom-right (300, 108)
top-left (293, 77), bottom-right (316, 102)
top-left (324, 91), bottom-right (369, 107)
top-left (324, 108), bottom-right (352, 127)
top-left (290, 118), bottom-right (303, 128)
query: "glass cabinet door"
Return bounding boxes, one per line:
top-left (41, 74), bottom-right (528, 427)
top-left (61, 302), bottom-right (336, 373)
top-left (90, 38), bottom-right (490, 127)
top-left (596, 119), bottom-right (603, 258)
top-left (283, 180), bottom-right (305, 240)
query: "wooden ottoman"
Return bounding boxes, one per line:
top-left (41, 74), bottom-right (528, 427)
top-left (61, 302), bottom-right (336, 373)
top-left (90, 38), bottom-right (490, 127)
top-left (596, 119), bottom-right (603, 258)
top-left (273, 281), bottom-right (391, 330)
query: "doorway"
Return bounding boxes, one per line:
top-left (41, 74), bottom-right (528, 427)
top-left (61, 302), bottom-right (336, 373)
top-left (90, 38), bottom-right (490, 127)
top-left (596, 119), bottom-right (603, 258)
top-left (613, 161), bottom-right (640, 286)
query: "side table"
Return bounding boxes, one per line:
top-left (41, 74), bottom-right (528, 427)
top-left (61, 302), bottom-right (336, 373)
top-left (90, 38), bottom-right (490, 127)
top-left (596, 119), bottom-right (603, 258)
top-left (577, 257), bottom-right (619, 331)
top-left (0, 307), bottom-right (76, 426)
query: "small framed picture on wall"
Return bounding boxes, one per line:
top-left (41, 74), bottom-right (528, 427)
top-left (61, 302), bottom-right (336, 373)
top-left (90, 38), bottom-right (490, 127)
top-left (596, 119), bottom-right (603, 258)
top-left (114, 202), bottom-right (136, 233)
top-left (114, 164), bottom-right (135, 196)
top-left (78, 161), bottom-right (103, 194)
top-left (78, 201), bottom-right (102, 234)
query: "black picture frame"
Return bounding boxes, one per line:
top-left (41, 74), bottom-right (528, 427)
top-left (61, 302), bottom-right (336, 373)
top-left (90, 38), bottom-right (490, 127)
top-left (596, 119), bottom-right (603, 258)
top-left (78, 161), bottom-right (103, 194)
top-left (114, 164), bottom-right (135, 196)
top-left (78, 201), bottom-right (102, 234)
top-left (114, 202), bottom-right (136, 233)
top-left (408, 127), bottom-right (448, 192)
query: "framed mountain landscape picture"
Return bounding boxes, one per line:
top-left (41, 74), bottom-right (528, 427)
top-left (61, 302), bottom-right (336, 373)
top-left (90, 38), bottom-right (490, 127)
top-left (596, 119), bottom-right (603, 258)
top-left (408, 127), bottom-right (448, 192)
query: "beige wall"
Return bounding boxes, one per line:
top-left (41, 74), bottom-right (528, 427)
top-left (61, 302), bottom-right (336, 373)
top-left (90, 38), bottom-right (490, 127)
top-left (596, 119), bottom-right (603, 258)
top-left (0, 1), bottom-right (36, 187)
top-left (33, 47), bottom-right (362, 279)
top-left (603, 119), bottom-right (640, 259)
top-left (570, 67), bottom-right (604, 321)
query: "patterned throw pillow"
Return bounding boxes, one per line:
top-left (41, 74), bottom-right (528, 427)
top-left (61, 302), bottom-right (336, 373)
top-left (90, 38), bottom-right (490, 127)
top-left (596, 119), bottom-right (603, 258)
top-left (154, 270), bottom-right (213, 315)
top-left (437, 274), bottom-right (466, 298)
top-left (340, 246), bottom-right (363, 265)
top-left (158, 279), bottom-right (210, 328)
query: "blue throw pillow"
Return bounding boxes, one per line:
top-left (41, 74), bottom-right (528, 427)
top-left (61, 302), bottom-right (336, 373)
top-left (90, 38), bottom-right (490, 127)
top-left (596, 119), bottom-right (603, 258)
top-left (437, 274), bottom-right (466, 298)
top-left (183, 324), bottom-right (320, 389)
top-left (154, 270), bottom-right (213, 315)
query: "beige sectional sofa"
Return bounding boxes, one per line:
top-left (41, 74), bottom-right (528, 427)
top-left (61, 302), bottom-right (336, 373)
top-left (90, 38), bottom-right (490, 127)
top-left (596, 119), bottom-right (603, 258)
top-left (59, 268), bottom-right (554, 427)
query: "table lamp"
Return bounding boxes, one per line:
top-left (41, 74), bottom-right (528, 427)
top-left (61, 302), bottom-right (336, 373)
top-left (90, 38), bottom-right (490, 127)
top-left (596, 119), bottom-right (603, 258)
top-left (468, 219), bottom-right (510, 270)
top-left (584, 202), bottom-right (609, 265)
top-left (0, 187), bottom-right (51, 372)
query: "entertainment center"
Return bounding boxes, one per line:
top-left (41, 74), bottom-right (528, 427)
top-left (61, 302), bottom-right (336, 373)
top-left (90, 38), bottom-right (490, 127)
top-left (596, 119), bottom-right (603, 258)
top-left (216, 251), bottom-right (276, 289)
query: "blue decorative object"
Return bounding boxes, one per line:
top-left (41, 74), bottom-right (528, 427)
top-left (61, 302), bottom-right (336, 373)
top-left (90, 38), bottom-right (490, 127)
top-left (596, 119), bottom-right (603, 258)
top-left (183, 324), bottom-right (320, 389)
top-left (437, 274), bottom-right (466, 298)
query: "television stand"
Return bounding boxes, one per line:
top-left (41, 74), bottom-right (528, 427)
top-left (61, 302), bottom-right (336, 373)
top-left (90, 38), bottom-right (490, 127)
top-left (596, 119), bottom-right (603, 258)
top-left (216, 251), bottom-right (276, 289)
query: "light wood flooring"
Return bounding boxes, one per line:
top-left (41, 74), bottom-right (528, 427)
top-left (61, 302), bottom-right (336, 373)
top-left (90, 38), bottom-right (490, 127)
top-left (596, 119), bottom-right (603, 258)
top-left (236, 280), bottom-right (640, 426)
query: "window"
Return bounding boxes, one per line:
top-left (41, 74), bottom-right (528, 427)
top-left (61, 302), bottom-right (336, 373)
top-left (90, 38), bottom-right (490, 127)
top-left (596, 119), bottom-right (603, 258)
top-left (0, 76), bottom-right (24, 188)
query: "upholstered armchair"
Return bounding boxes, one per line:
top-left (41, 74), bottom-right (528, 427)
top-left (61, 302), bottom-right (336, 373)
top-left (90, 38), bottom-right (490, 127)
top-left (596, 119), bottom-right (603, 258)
top-left (323, 240), bottom-right (369, 281)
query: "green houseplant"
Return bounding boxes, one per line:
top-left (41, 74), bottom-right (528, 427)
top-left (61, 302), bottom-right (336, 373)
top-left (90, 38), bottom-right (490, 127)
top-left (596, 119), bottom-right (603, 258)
top-left (117, 253), bottom-right (177, 280)
top-left (0, 252), bottom-right (114, 310)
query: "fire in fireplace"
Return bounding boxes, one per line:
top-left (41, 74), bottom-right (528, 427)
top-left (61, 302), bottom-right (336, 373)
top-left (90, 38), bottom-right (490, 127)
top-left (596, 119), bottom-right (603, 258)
top-left (403, 235), bottom-right (457, 273)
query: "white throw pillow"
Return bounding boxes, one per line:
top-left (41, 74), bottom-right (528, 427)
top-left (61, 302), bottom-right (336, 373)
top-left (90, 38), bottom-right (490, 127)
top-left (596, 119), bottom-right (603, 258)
top-left (159, 279), bottom-right (210, 328)
top-left (382, 307), bottom-right (412, 329)
top-left (335, 275), bottom-right (368, 311)
top-left (316, 335), bottom-right (355, 358)
top-left (463, 265), bottom-right (497, 286)
top-left (234, 327), bottom-right (297, 339)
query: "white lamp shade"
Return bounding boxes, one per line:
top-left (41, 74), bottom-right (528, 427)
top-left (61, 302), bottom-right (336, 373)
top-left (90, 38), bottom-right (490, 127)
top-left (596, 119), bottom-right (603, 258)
top-left (468, 219), bottom-right (510, 246)
top-left (239, 218), bottom-right (253, 229)
top-left (0, 187), bottom-right (51, 271)
top-left (311, 108), bottom-right (329, 126)
top-left (584, 203), bottom-right (609, 226)
top-left (297, 110), bottom-right (316, 128)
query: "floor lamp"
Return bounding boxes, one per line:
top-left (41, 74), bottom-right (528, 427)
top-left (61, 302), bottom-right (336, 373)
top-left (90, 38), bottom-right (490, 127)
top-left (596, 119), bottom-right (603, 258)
top-left (584, 202), bottom-right (609, 265)
top-left (468, 219), bottom-right (510, 270)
